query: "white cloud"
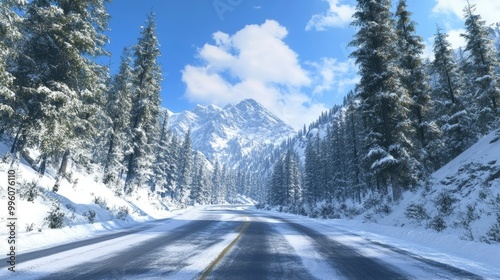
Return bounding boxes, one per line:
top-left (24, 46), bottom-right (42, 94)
top-left (432, 0), bottom-right (500, 25)
top-left (308, 57), bottom-right (358, 96)
top-left (446, 28), bottom-right (467, 50)
top-left (182, 20), bottom-right (329, 129)
top-left (306, 0), bottom-right (355, 31)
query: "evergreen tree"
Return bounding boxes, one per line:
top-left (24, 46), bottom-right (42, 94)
top-left (11, 0), bottom-right (110, 179)
top-left (189, 152), bottom-right (206, 205)
top-left (175, 129), bottom-right (193, 203)
top-left (268, 157), bottom-right (285, 206)
top-left (150, 111), bottom-right (170, 193)
top-left (165, 134), bottom-right (179, 199)
top-left (102, 48), bottom-right (133, 186)
top-left (211, 160), bottom-right (222, 204)
top-left (0, 0), bottom-right (25, 134)
top-left (395, 0), bottom-right (432, 152)
top-left (304, 134), bottom-right (320, 205)
top-left (432, 26), bottom-right (475, 164)
top-left (349, 0), bottom-right (416, 200)
top-left (461, 1), bottom-right (500, 131)
top-left (124, 13), bottom-right (162, 192)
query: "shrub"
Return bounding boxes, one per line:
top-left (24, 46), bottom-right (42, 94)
top-left (484, 215), bottom-right (500, 244)
top-left (405, 203), bottom-right (430, 223)
top-left (19, 180), bottom-right (39, 202)
top-left (25, 223), bottom-right (35, 232)
top-left (93, 196), bottom-right (108, 210)
top-left (428, 215), bottom-right (446, 232)
top-left (435, 192), bottom-right (458, 216)
top-left (319, 203), bottom-right (336, 219)
top-left (45, 202), bottom-right (65, 229)
top-left (83, 210), bottom-right (96, 224)
top-left (115, 206), bottom-right (129, 220)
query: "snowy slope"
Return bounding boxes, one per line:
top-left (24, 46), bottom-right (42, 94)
top-left (0, 140), bottom-right (178, 253)
top-left (168, 99), bottom-right (296, 166)
top-left (378, 128), bottom-right (500, 243)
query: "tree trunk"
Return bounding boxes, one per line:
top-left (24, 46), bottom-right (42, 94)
top-left (10, 125), bottom-right (23, 154)
top-left (58, 150), bottom-right (70, 176)
top-left (39, 155), bottom-right (47, 176)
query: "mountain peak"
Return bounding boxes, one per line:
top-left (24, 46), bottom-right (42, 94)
top-left (236, 98), bottom-right (262, 108)
top-left (167, 100), bottom-right (295, 165)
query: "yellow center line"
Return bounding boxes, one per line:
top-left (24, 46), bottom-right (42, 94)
top-left (199, 216), bottom-right (250, 280)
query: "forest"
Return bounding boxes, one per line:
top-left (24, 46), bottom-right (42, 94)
top-left (1, 0), bottom-right (499, 236)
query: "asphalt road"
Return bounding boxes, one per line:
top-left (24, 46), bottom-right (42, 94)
top-left (2, 205), bottom-right (485, 280)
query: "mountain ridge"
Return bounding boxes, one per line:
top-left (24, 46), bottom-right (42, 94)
top-left (166, 99), bottom-right (296, 166)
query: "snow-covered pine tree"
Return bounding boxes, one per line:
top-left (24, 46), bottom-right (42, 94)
top-left (461, 1), bottom-right (500, 132)
top-left (432, 26), bottom-right (475, 164)
top-left (189, 152), bottom-right (206, 205)
top-left (0, 0), bottom-right (25, 135)
top-left (11, 0), bottom-right (110, 180)
top-left (343, 93), bottom-right (365, 203)
top-left (102, 47), bottom-right (133, 187)
top-left (211, 160), bottom-right (222, 204)
top-left (175, 129), bottom-right (193, 203)
top-left (285, 150), bottom-right (302, 206)
top-left (150, 110), bottom-right (170, 194)
top-left (268, 156), bottom-right (285, 206)
top-left (349, 0), bottom-right (416, 201)
top-left (394, 0), bottom-right (432, 157)
top-left (124, 12), bottom-right (162, 193)
top-left (303, 133), bottom-right (320, 205)
top-left (165, 133), bottom-right (179, 199)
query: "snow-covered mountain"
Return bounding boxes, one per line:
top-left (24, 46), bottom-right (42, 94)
top-left (167, 99), bottom-right (296, 165)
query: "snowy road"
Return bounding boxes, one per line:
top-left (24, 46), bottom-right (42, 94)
top-left (1, 205), bottom-right (496, 279)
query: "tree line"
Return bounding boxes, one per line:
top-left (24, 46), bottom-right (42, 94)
top-left (0, 0), bottom-right (242, 206)
top-left (263, 0), bottom-right (499, 211)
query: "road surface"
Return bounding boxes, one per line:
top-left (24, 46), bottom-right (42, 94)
top-left (0, 205), bottom-right (492, 279)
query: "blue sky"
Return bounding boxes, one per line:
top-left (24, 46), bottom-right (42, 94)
top-left (103, 0), bottom-right (499, 129)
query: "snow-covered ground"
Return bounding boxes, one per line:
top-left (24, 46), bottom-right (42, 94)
top-left (374, 129), bottom-right (500, 243)
top-left (0, 140), bottom-right (182, 255)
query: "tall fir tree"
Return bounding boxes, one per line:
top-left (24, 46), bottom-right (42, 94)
top-left (11, 0), bottom-right (110, 180)
top-left (124, 12), bottom-right (162, 193)
top-left (432, 26), bottom-right (475, 164)
top-left (461, 1), bottom-right (500, 132)
top-left (394, 0), bottom-right (432, 153)
top-left (102, 47), bottom-right (133, 187)
top-left (175, 129), bottom-right (193, 203)
top-left (150, 110), bottom-right (170, 193)
top-left (349, 0), bottom-right (416, 200)
top-left (0, 0), bottom-right (25, 134)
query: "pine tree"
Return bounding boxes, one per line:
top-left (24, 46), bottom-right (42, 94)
top-left (211, 160), bottom-right (222, 204)
top-left (268, 157), bottom-right (285, 206)
top-left (189, 152), bottom-right (206, 205)
top-left (150, 110), bottom-right (170, 193)
top-left (304, 134), bottom-right (320, 205)
top-left (124, 13), bottom-right (162, 192)
top-left (461, 1), bottom-right (500, 131)
top-left (102, 48), bottom-right (133, 186)
top-left (349, 0), bottom-right (416, 201)
top-left (395, 0), bottom-right (432, 152)
top-left (0, 0), bottom-right (25, 134)
top-left (165, 134), bottom-right (179, 199)
top-left (11, 0), bottom-right (110, 180)
top-left (432, 26), bottom-right (475, 163)
top-left (175, 129), bottom-right (193, 203)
